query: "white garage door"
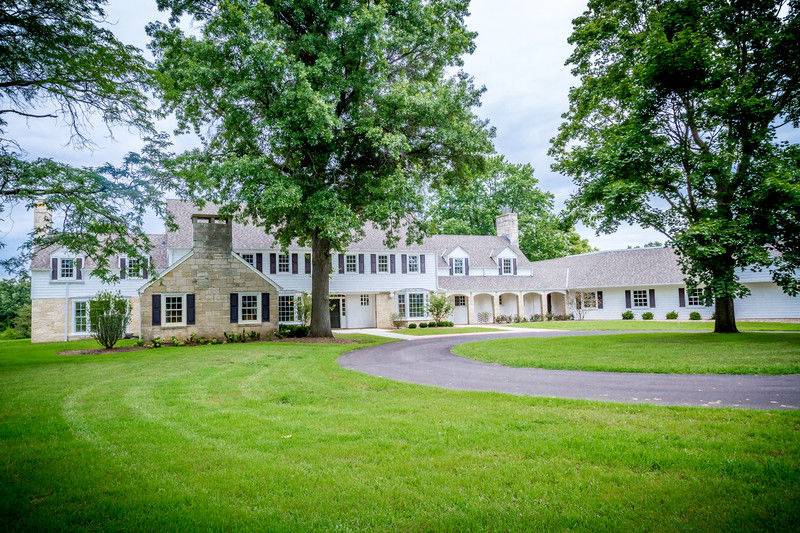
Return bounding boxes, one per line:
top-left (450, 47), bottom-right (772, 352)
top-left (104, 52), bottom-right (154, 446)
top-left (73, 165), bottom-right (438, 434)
top-left (347, 294), bottom-right (377, 328)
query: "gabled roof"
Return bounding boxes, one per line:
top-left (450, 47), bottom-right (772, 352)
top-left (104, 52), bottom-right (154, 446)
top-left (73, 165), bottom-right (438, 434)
top-left (425, 234), bottom-right (532, 270)
top-left (30, 233), bottom-right (169, 271)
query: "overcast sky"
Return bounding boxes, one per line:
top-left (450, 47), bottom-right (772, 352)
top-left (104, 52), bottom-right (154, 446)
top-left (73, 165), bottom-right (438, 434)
top-left (0, 0), bottom-right (668, 270)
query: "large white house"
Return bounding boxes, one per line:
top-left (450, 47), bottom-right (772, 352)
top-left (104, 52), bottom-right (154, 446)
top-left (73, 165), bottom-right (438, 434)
top-left (29, 200), bottom-right (800, 342)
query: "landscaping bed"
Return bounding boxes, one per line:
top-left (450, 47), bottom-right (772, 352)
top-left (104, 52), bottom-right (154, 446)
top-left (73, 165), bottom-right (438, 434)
top-left (505, 319), bottom-right (800, 331)
top-left (395, 326), bottom-right (505, 336)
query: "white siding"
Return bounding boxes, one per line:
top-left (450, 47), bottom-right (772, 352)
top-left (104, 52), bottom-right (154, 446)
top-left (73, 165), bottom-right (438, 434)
top-left (735, 283), bottom-right (800, 319)
top-left (31, 271), bottom-right (146, 300)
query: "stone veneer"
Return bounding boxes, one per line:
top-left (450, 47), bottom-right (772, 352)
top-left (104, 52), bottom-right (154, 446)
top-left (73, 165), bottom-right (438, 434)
top-left (374, 292), bottom-right (394, 329)
top-left (31, 296), bottom-right (141, 343)
top-left (140, 215), bottom-right (278, 341)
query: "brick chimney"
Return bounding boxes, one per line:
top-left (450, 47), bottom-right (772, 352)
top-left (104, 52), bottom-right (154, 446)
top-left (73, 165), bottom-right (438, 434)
top-left (33, 203), bottom-right (52, 235)
top-left (495, 207), bottom-right (518, 247)
top-left (191, 214), bottom-right (232, 257)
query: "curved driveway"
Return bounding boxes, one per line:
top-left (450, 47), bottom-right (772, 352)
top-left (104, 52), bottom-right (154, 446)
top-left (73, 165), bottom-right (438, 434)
top-left (338, 330), bottom-right (800, 410)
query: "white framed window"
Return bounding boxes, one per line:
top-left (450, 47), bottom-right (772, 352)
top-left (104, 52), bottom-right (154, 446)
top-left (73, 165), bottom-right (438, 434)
top-left (240, 253), bottom-right (255, 267)
top-left (278, 295), bottom-right (295, 322)
top-left (345, 254), bottom-right (357, 273)
top-left (278, 254), bottom-right (290, 273)
top-left (501, 258), bottom-right (512, 275)
top-left (377, 255), bottom-right (388, 273)
top-left (408, 255), bottom-right (419, 273)
top-left (164, 294), bottom-right (186, 326)
top-left (73, 300), bottom-right (89, 334)
top-left (239, 292), bottom-right (260, 323)
top-left (397, 294), bottom-right (406, 317)
top-left (453, 258), bottom-right (464, 275)
top-left (688, 288), bottom-right (704, 306)
top-left (360, 294), bottom-right (370, 306)
top-left (60, 258), bottom-right (75, 279)
top-left (580, 291), bottom-right (598, 309)
top-left (126, 257), bottom-right (143, 278)
top-left (454, 295), bottom-right (466, 307)
top-left (408, 292), bottom-right (426, 318)
top-left (632, 289), bottom-right (649, 308)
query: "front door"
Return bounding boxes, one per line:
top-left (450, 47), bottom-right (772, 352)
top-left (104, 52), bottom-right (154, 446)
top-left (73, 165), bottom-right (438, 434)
top-left (329, 299), bottom-right (341, 329)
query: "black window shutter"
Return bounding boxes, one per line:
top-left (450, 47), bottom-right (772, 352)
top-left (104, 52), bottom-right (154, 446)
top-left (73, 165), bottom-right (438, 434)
top-left (152, 294), bottom-right (161, 326)
top-left (370, 254), bottom-right (377, 274)
top-left (512, 258), bottom-right (517, 275)
top-left (256, 253), bottom-right (263, 272)
top-left (498, 261), bottom-right (503, 275)
top-left (597, 291), bottom-right (604, 309)
top-left (291, 253), bottom-right (299, 274)
top-left (262, 292), bottom-right (270, 322)
top-left (338, 254), bottom-right (345, 274)
top-left (269, 253), bottom-right (277, 274)
top-left (465, 258), bottom-right (470, 275)
top-left (75, 258), bottom-right (83, 280)
top-left (389, 254), bottom-right (396, 273)
top-left (51, 258), bottom-right (58, 280)
top-left (625, 290), bottom-right (632, 308)
top-left (230, 293), bottom-right (239, 323)
top-left (358, 253), bottom-right (365, 274)
top-left (449, 258), bottom-right (454, 275)
top-left (119, 257), bottom-right (127, 279)
top-left (401, 254), bottom-right (407, 273)
top-left (649, 289), bottom-right (656, 308)
top-left (678, 288), bottom-right (686, 307)
top-left (305, 253), bottom-right (311, 274)
top-left (420, 254), bottom-right (425, 273)
top-left (186, 294), bottom-right (196, 325)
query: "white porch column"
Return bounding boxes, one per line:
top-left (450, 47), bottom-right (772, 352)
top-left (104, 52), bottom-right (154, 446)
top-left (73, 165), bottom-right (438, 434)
top-left (492, 294), bottom-right (500, 323)
top-left (516, 292), bottom-right (524, 318)
top-left (467, 293), bottom-right (476, 325)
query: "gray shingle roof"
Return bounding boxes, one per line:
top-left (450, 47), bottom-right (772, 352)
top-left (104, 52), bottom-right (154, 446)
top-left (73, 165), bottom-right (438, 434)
top-left (438, 275), bottom-right (563, 293)
top-left (31, 233), bottom-right (169, 271)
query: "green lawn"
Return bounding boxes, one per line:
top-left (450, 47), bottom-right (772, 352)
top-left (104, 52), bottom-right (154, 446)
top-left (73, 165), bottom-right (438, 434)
top-left (1, 336), bottom-right (799, 530)
top-left (505, 319), bottom-right (800, 331)
top-left (395, 326), bottom-right (504, 336)
top-left (453, 333), bottom-right (800, 374)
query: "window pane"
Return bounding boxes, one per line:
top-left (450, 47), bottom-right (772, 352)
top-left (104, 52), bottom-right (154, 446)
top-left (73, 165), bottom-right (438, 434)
top-left (74, 301), bottom-right (88, 332)
top-left (241, 294), bottom-right (258, 321)
top-left (397, 294), bottom-right (406, 317)
top-left (128, 258), bottom-right (140, 278)
top-left (378, 255), bottom-right (388, 273)
top-left (582, 292), bottom-right (597, 308)
top-left (165, 296), bottom-right (184, 324)
top-left (278, 295), bottom-right (295, 322)
top-left (502, 258), bottom-right (512, 274)
top-left (360, 294), bottom-right (370, 306)
top-left (633, 290), bottom-right (648, 307)
top-left (408, 255), bottom-right (419, 273)
top-left (454, 258), bottom-right (464, 274)
top-left (346, 255), bottom-right (357, 273)
top-left (241, 254), bottom-right (255, 266)
top-left (409, 293), bottom-right (425, 317)
top-left (688, 288), bottom-right (703, 306)
top-left (278, 254), bottom-right (290, 273)
top-left (60, 259), bottom-right (74, 278)
top-left (454, 295), bottom-right (466, 306)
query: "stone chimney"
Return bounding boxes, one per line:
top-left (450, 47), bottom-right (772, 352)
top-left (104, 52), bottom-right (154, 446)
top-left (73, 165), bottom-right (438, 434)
top-left (33, 203), bottom-right (52, 235)
top-left (495, 207), bottom-right (518, 247)
top-left (191, 214), bottom-right (232, 257)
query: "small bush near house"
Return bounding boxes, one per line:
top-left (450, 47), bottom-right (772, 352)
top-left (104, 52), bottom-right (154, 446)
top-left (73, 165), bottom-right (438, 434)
top-left (689, 311), bottom-right (702, 320)
top-left (419, 322), bottom-right (428, 328)
top-left (666, 311), bottom-right (679, 320)
top-left (390, 313), bottom-right (404, 329)
top-left (427, 293), bottom-right (454, 325)
top-left (0, 328), bottom-right (25, 340)
top-left (151, 337), bottom-right (162, 348)
top-left (477, 312), bottom-right (491, 324)
top-left (642, 312), bottom-right (654, 320)
top-left (408, 323), bottom-right (417, 329)
top-left (277, 324), bottom-right (308, 338)
top-left (531, 314), bottom-right (543, 322)
top-left (88, 291), bottom-right (130, 349)
top-left (622, 310), bottom-right (635, 320)
top-left (428, 321), bottom-right (437, 328)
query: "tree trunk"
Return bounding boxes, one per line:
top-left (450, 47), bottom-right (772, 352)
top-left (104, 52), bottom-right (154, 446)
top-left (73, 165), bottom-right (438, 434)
top-left (309, 233), bottom-right (334, 338)
top-left (714, 296), bottom-right (738, 333)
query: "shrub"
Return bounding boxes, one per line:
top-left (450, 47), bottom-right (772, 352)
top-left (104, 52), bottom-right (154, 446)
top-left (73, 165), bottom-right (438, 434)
top-left (390, 313), bottom-right (404, 329)
top-left (641, 311), bottom-right (654, 320)
top-left (427, 293), bottom-right (454, 325)
top-left (666, 311), bottom-right (678, 320)
top-left (689, 311), bottom-right (702, 320)
top-left (88, 291), bottom-right (130, 349)
top-left (151, 337), bottom-right (162, 348)
top-left (419, 322), bottom-right (428, 328)
top-left (428, 321), bottom-right (437, 328)
top-left (622, 310), bottom-right (634, 320)
top-left (477, 312), bottom-right (490, 324)
top-left (0, 327), bottom-right (25, 340)
top-left (278, 324), bottom-right (309, 338)
top-left (295, 292), bottom-right (312, 326)
top-left (531, 314), bottom-right (543, 322)
top-left (407, 323), bottom-right (417, 329)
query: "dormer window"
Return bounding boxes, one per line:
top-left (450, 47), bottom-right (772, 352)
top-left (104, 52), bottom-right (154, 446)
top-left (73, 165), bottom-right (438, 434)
top-left (408, 255), bottom-right (419, 273)
top-left (60, 258), bottom-right (75, 279)
top-left (240, 253), bottom-right (255, 267)
top-left (51, 255), bottom-right (83, 281)
top-left (453, 258), bottom-right (464, 275)
top-left (500, 258), bottom-right (513, 275)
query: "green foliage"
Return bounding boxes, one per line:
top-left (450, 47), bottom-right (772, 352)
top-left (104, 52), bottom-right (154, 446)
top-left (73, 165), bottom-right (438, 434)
top-left (622, 310), bottom-right (635, 320)
top-left (148, 0), bottom-right (494, 336)
top-left (427, 294), bottom-right (454, 325)
top-left (689, 312), bottom-right (702, 321)
top-left (88, 291), bottom-right (130, 349)
top-left (419, 322), bottom-right (428, 328)
top-left (642, 312), bottom-right (654, 320)
top-left (551, 0), bottom-right (800, 332)
top-left (666, 311), bottom-right (679, 320)
top-left (0, 275), bottom-right (30, 335)
top-left (408, 323), bottom-right (417, 329)
top-left (431, 156), bottom-right (594, 260)
top-left (295, 293), bottom-right (312, 327)
top-left (278, 324), bottom-right (309, 339)
top-left (0, 1), bottom-right (171, 280)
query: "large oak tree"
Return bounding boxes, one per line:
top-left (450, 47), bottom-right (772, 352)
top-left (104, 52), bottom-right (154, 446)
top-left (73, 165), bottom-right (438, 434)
top-left (149, 0), bottom-right (494, 336)
top-left (551, 0), bottom-right (800, 332)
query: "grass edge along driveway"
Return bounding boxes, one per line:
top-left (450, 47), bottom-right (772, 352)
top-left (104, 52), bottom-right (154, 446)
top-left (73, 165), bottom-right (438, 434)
top-left (394, 326), bottom-right (505, 336)
top-left (505, 320), bottom-right (800, 331)
top-left (0, 335), bottom-right (798, 530)
top-left (452, 332), bottom-right (800, 375)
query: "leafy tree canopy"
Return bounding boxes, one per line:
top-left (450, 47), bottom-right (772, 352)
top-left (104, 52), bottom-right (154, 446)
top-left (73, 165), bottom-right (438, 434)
top-left (431, 156), bottom-right (594, 260)
top-left (550, 0), bottom-right (800, 332)
top-left (149, 0), bottom-right (495, 336)
top-left (0, 0), bottom-right (171, 279)
top-left (0, 273), bottom-right (29, 331)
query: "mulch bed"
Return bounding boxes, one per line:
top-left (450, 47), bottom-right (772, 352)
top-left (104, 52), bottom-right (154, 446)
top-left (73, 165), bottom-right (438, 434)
top-left (59, 345), bottom-right (147, 356)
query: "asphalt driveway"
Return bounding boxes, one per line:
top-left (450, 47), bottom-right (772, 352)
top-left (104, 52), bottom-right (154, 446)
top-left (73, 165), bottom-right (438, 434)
top-left (338, 330), bottom-right (800, 410)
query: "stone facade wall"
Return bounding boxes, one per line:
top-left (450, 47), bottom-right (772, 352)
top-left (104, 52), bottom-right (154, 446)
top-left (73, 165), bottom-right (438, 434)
top-left (31, 298), bottom-right (67, 342)
top-left (140, 217), bottom-right (278, 341)
top-left (374, 292), bottom-right (394, 328)
top-left (494, 212), bottom-right (519, 247)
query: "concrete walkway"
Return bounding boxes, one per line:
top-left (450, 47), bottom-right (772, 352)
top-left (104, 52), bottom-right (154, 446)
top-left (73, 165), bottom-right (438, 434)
top-left (338, 330), bottom-right (800, 410)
